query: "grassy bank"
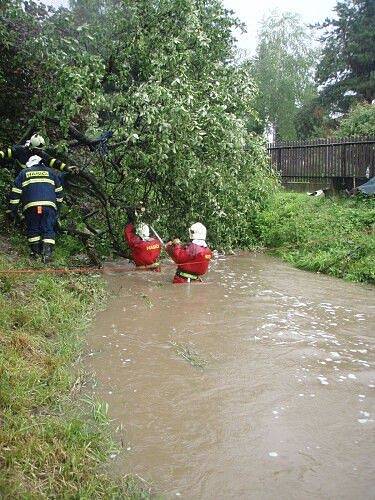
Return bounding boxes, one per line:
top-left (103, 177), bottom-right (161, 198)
top-left (0, 240), bottom-right (148, 498)
top-left (258, 192), bottom-right (375, 284)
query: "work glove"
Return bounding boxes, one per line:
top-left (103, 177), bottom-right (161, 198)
top-left (67, 165), bottom-right (80, 174)
top-left (166, 238), bottom-right (181, 246)
top-left (134, 204), bottom-right (146, 218)
top-left (126, 207), bottom-right (136, 224)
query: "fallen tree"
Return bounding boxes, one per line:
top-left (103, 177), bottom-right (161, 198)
top-left (1, 0), bottom-right (278, 261)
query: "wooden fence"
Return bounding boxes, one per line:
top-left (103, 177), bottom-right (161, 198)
top-left (267, 136), bottom-right (375, 181)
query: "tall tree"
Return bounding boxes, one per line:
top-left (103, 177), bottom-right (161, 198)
top-left (252, 11), bottom-right (317, 141)
top-left (316, 0), bottom-right (375, 113)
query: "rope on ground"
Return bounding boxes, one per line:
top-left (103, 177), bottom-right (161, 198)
top-left (0, 266), bottom-right (101, 276)
top-left (0, 264), bottom-right (158, 276)
top-left (1, 233), bottom-right (363, 276)
top-left (0, 260), bottom-right (210, 276)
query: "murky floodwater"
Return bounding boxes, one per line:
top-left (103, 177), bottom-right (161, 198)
top-left (86, 255), bottom-right (375, 499)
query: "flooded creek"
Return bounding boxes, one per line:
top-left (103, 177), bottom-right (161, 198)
top-left (86, 254), bottom-right (375, 499)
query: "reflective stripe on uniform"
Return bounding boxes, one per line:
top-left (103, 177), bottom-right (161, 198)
top-left (23, 200), bottom-right (57, 211)
top-left (7, 148), bottom-right (12, 159)
top-left (25, 171), bottom-right (49, 178)
top-left (10, 199), bottom-right (20, 204)
top-left (55, 186), bottom-right (63, 192)
top-left (0, 151), bottom-right (4, 159)
top-left (22, 178), bottom-right (55, 188)
top-left (49, 158), bottom-right (56, 168)
top-left (12, 187), bottom-right (22, 194)
top-left (60, 163), bottom-right (66, 170)
top-left (56, 197), bottom-right (63, 203)
top-left (176, 270), bottom-right (199, 280)
top-left (42, 238), bottom-right (55, 244)
top-left (28, 236), bottom-right (41, 243)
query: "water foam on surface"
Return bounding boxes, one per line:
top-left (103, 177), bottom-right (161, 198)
top-left (86, 255), bottom-right (375, 499)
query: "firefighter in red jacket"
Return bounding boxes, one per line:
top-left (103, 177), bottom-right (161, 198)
top-left (166, 222), bottom-right (212, 283)
top-left (124, 219), bottom-right (162, 271)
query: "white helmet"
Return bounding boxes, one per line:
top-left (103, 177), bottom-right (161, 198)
top-left (26, 155), bottom-right (42, 168)
top-left (136, 223), bottom-right (150, 239)
top-left (30, 134), bottom-right (45, 148)
top-left (189, 222), bottom-right (207, 240)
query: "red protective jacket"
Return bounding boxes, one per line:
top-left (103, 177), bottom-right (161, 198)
top-left (166, 241), bottom-right (212, 283)
top-left (124, 224), bottom-right (161, 270)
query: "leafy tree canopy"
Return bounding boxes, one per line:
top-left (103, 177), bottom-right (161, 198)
top-left (252, 10), bottom-right (317, 141)
top-left (294, 90), bottom-right (338, 139)
top-left (0, 0), bottom-right (278, 255)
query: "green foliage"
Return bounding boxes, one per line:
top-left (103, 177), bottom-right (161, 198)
top-left (294, 94), bottom-right (338, 139)
top-left (0, 0), bottom-right (278, 254)
top-left (252, 11), bottom-right (317, 140)
top-left (169, 340), bottom-right (208, 369)
top-left (0, 253), bottom-right (149, 498)
top-left (316, 0), bottom-right (375, 113)
top-left (336, 102), bottom-right (375, 137)
top-left (0, 1), bottom-right (60, 142)
top-left (0, 169), bottom-right (12, 207)
top-left (258, 192), bottom-right (375, 284)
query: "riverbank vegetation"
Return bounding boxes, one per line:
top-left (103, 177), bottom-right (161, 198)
top-left (0, 243), bottom-right (150, 497)
top-left (259, 192), bottom-right (375, 285)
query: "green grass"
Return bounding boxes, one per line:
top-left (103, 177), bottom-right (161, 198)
top-left (169, 340), bottom-right (208, 369)
top-left (258, 191), bottom-right (375, 284)
top-left (0, 246), bottom-right (150, 498)
top-left (140, 293), bottom-right (154, 308)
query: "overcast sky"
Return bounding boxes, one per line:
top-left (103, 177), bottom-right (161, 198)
top-left (46, 0), bottom-right (338, 55)
top-left (222, 0), bottom-right (337, 54)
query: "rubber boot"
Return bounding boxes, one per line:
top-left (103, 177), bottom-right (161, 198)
top-left (41, 243), bottom-right (53, 264)
top-left (29, 242), bottom-right (41, 259)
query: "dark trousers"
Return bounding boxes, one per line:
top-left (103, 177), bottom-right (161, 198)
top-left (24, 206), bottom-right (57, 245)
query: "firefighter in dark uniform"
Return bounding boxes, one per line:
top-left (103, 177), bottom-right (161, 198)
top-left (9, 155), bottom-right (64, 262)
top-left (0, 133), bottom-right (78, 173)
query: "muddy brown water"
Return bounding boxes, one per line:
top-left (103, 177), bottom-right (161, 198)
top-left (86, 255), bottom-right (375, 499)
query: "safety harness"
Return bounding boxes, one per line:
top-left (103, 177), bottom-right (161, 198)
top-left (148, 261), bottom-right (160, 269)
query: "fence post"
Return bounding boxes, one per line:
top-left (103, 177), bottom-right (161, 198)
top-left (341, 142), bottom-right (347, 178)
top-left (277, 146), bottom-right (281, 173)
